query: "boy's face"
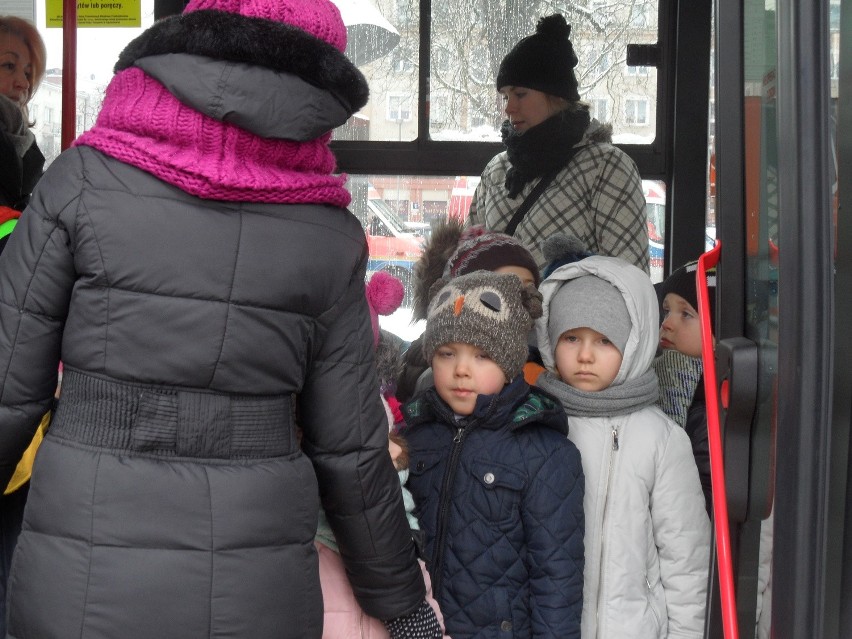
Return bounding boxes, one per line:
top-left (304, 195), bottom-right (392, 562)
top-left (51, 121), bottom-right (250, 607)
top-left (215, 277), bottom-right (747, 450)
top-left (554, 327), bottom-right (623, 392)
top-left (494, 264), bottom-right (536, 287)
top-left (432, 342), bottom-right (508, 415)
top-left (660, 293), bottom-right (702, 357)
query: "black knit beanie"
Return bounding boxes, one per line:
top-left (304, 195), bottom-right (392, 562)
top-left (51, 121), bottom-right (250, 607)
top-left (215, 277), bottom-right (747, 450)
top-left (496, 14), bottom-right (581, 101)
top-left (655, 260), bottom-right (717, 329)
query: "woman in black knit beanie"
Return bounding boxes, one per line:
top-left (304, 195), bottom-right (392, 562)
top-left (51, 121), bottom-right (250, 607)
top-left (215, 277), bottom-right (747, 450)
top-left (467, 14), bottom-right (650, 273)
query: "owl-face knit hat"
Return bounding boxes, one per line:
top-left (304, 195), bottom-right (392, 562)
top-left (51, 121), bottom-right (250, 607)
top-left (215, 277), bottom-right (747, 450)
top-left (444, 225), bottom-right (541, 287)
top-left (424, 271), bottom-right (543, 381)
top-left (74, 0), bottom-right (366, 206)
top-left (547, 274), bottom-right (632, 355)
top-left (496, 14), bottom-right (581, 101)
top-left (655, 260), bottom-right (717, 330)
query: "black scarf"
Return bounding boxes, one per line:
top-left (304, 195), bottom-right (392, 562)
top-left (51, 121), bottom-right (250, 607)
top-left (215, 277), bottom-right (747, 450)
top-left (501, 107), bottom-right (591, 199)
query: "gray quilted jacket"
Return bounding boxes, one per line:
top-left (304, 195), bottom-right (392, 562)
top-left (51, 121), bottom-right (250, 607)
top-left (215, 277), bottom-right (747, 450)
top-left (0, 49), bottom-right (423, 639)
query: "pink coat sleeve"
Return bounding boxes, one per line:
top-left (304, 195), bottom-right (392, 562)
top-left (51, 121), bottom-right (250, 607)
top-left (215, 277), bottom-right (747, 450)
top-left (317, 542), bottom-right (450, 638)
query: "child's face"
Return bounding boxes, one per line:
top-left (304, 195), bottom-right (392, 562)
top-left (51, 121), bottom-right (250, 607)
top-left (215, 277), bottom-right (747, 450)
top-left (554, 327), bottom-right (623, 392)
top-left (432, 342), bottom-right (508, 415)
top-left (388, 436), bottom-right (403, 468)
top-left (660, 293), bottom-right (702, 357)
top-left (494, 264), bottom-right (536, 287)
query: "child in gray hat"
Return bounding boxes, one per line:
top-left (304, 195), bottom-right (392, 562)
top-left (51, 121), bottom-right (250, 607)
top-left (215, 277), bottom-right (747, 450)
top-left (402, 270), bottom-right (584, 639)
top-left (535, 255), bottom-right (710, 639)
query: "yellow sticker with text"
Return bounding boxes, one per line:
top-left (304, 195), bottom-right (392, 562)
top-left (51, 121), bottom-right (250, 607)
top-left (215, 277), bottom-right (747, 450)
top-left (45, 0), bottom-right (141, 27)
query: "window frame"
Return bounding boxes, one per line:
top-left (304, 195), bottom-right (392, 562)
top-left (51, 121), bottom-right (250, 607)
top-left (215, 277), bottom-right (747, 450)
top-left (330, 0), bottom-right (675, 179)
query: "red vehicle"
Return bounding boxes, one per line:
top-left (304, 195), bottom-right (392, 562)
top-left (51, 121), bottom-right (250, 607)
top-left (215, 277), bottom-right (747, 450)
top-left (364, 196), bottom-right (424, 303)
top-left (447, 176), bottom-right (478, 224)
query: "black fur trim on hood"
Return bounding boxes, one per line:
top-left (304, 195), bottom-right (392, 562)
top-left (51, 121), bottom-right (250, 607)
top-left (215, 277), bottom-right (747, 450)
top-left (411, 218), bottom-right (465, 321)
top-left (115, 10), bottom-right (368, 113)
top-left (376, 329), bottom-right (404, 390)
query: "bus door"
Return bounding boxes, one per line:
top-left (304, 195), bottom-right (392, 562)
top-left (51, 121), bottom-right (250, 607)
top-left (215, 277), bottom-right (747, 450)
top-left (711, 0), bottom-right (848, 637)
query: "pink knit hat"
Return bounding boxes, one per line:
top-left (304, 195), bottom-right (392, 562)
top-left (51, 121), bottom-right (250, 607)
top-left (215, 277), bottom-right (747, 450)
top-left (75, 0), bottom-right (365, 205)
top-left (366, 271), bottom-right (405, 348)
top-left (182, 0), bottom-right (347, 52)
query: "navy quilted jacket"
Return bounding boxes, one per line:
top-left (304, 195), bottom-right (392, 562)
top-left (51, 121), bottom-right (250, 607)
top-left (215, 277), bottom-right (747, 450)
top-left (403, 377), bottom-right (585, 639)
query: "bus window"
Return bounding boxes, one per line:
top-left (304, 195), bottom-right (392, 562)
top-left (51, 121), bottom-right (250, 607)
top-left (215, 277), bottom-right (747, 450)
top-left (333, 1), bottom-right (661, 146)
top-left (644, 180), bottom-right (666, 282)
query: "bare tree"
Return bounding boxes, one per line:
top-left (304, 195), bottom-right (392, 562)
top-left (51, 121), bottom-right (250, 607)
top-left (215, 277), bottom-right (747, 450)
top-left (363, 0), bottom-right (657, 135)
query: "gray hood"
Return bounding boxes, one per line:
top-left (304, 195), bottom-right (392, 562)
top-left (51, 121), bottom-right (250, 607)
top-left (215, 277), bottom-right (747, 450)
top-left (136, 54), bottom-right (351, 141)
top-left (536, 255), bottom-right (659, 386)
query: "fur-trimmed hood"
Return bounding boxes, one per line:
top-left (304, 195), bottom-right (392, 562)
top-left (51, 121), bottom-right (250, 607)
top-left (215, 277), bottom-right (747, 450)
top-left (584, 118), bottom-right (613, 144)
top-left (376, 329), bottom-right (404, 390)
top-left (116, 9), bottom-right (368, 114)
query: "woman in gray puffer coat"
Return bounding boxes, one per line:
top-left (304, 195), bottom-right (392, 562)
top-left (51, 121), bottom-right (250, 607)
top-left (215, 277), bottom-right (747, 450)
top-left (0, 1), bottom-right (440, 637)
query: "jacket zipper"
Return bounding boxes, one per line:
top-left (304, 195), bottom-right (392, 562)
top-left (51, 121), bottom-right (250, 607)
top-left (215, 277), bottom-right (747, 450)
top-left (431, 423), bottom-right (471, 597)
top-left (645, 576), bottom-right (662, 628)
top-left (595, 424), bottom-right (619, 638)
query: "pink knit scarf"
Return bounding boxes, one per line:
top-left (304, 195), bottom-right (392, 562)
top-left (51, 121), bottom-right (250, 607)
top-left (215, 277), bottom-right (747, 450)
top-left (75, 68), bottom-right (351, 206)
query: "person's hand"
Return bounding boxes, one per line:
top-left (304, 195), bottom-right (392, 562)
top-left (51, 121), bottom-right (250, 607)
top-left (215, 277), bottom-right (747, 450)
top-left (383, 600), bottom-right (442, 639)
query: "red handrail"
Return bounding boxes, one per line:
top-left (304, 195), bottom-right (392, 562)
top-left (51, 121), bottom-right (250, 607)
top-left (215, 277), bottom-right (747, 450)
top-left (61, 0), bottom-right (77, 151)
top-left (696, 240), bottom-right (739, 639)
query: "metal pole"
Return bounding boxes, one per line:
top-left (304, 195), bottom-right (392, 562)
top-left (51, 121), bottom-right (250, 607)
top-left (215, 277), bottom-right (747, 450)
top-left (61, 0), bottom-right (77, 150)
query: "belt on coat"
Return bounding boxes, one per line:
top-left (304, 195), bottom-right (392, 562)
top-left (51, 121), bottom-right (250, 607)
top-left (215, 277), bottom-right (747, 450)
top-left (49, 368), bottom-right (297, 460)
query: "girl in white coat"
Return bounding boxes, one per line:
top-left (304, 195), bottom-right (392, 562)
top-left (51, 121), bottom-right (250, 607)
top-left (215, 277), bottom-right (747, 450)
top-left (535, 255), bottom-right (710, 638)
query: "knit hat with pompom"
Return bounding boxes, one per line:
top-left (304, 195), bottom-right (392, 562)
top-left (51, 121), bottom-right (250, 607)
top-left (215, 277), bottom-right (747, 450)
top-left (181, 0), bottom-right (347, 51)
top-left (444, 225), bottom-right (540, 286)
top-left (540, 233), bottom-right (595, 280)
top-left (411, 218), bottom-right (465, 321)
top-left (496, 14), bottom-right (581, 101)
top-left (366, 271), bottom-right (405, 348)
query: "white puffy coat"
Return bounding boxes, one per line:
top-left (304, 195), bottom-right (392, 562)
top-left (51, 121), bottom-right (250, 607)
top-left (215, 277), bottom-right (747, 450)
top-left (536, 256), bottom-right (711, 638)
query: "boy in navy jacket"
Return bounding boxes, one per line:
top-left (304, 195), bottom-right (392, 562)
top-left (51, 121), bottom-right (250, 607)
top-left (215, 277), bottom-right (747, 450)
top-left (403, 271), bottom-right (584, 639)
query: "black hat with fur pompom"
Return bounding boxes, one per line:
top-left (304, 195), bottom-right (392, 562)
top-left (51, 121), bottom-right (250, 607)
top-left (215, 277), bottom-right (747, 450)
top-left (496, 14), bottom-right (580, 101)
top-left (540, 233), bottom-right (595, 280)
